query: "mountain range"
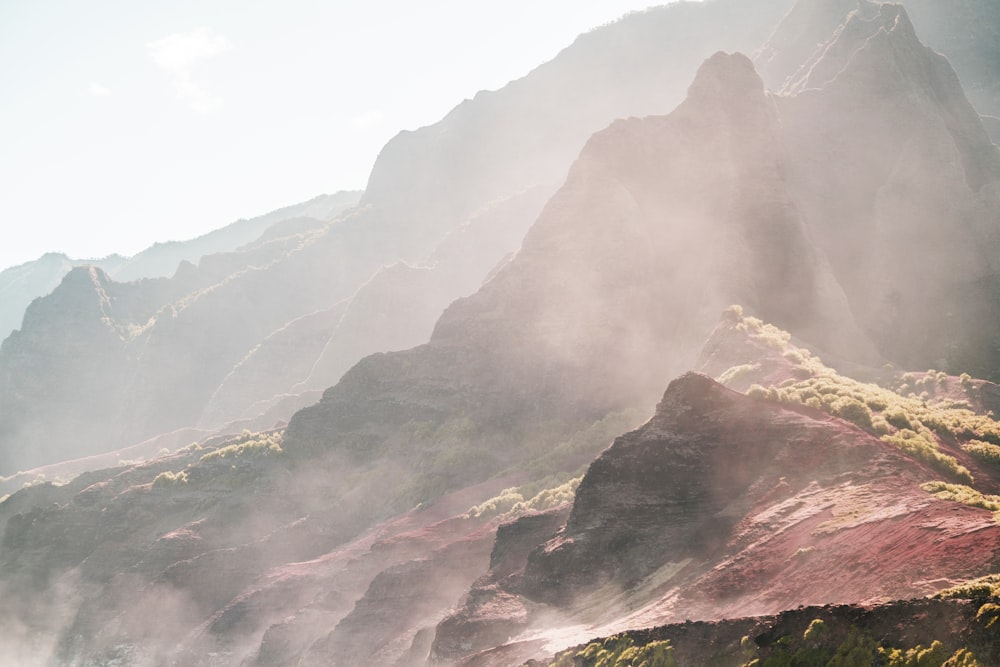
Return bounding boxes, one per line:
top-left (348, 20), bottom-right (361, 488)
top-left (2, 0), bottom-right (1000, 665)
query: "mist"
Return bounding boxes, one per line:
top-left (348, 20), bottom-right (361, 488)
top-left (2, 0), bottom-right (1000, 665)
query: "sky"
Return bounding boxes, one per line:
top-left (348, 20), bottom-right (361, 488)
top-left (0, 0), bottom-right (667, 273)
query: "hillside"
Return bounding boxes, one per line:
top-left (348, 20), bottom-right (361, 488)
top-left (3, 1), bottom-right (1000, 666)
top-left (5, 310), bottom-right (1000, 665)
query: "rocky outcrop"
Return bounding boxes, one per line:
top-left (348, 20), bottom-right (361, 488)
top-left (302, 533), bottom-right (494, 667)
top-left (431, 506), bottom-right (570, 663)
top-left (432, 372), bottom-right (1000, 664)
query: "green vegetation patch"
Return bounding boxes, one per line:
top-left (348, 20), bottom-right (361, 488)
top-left (468, 475), bottom-right (582, 520)
top-left (921, 481), bottom-right (1000, 519)
top-left (935, 574), bottom-right (1000, 601)
top-left (152, 470), bottom-right (189, 488)
top-left (741, 625), bottom-right (981, 667)
top-left (545, 623), bottom-right (982, 667)
top-left (199, 430), bottom-right (283, 464)
top-left (961, 440), bottom-right (1000, 466)
top-left (727, 309), bottom-right (979, 484)
top-left (548, 634), bottom-right (677, 667)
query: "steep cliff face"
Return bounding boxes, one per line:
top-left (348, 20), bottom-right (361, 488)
top-left (284, 51), bottom-right (868, 479)
top-left (754, 0), bottom-right (880, 90)
top-left (902, 0), bottom-right (1000, 140)
top-left (758, 0), bottom-right (1000, 138)
top-left (776, 4), bottom-right (1000, 375)
top-left (431, 507), bottom-right (571, 663)
top-left (362, 0), bottom-right (795, 243)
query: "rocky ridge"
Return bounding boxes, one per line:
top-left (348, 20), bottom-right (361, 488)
top-left (0, 0), bottom-right (795, 474)
top-left (429, 367), bottom-right (1000, 663)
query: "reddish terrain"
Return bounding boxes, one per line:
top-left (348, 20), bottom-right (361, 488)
top-left (431, 373), bottom-right (1000, 664)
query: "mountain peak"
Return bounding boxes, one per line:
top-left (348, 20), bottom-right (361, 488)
top-left (876, 2), bottom-right (915, 38)
top-left (818, 2), bottom-right (1000, 189)
top-left (686, 51), bottom-right (763, 102)
top-left (754, 0), bottom-right (880, 90)
top-left (652, 371), bottom-right (735, 421)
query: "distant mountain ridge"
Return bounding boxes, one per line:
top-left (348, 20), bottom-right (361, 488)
top-left (0, 191), bottom-right (362, 345)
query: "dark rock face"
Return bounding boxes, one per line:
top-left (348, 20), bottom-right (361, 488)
top-left (431, 507), bottom-right (571, 663)
top-left (303, 532), bottom-right (494, 667)
top-left (519, 373), bottom-right (892, 606)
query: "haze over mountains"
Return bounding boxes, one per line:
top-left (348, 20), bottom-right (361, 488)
top-left (0, 0), bottom-right (794, 475)
top-left (3, 0), bottom-right (1000, 665)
